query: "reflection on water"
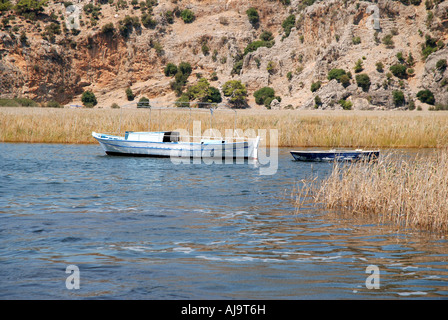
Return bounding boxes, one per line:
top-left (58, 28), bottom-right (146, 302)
top-left (0, 143), bottom-right (447, 299)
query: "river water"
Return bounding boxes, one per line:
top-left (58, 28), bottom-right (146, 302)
top-left (0, 143), bottom-right (447, 299)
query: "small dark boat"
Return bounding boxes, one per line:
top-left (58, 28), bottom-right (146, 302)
top-left (290, 149), bottom-right (380, 162)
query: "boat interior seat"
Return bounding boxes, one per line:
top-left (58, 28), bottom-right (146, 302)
top-left (163, 131), bottom-right (180, 143)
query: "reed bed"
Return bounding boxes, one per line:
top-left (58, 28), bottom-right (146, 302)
top-left (296, 149), bottom-right (448, 234)
top-left (1, 107), bottom-right (448, 148)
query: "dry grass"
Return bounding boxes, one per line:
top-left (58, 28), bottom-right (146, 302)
top-left (296, 149), bottom-right (448, 234)
top-left (1, 107), bottom-right (448, 147)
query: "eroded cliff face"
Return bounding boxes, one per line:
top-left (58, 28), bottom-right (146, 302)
top-left (0, 0), bottom-right (447, 109)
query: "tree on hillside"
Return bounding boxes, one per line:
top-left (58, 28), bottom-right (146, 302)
top-left (327, 68), bottom-right (347, 82)
top-left (392, 90), bottom-right (405, 107)
top-left (416, 89), bottom-right (435, 105)
top-left (254, 87), bottom-right (281, 108)
top-left (14, 0), bottom-right (47, 14)
top-left (389, 64), bottom-right (407, 78)
top-left (222, 80), bottom-right (248, 108)
top-left (246, 7), bottom-right (259, 26)
top-left (355, 74), bottom-right (371, 92)
top-left (81, 91), bottom-right (97, 107)
top-left (180, 9), bottom-right (195, 23)
top-left (186, 78), bottom-right (222, 104)
top-left (125, 87), bottom-right (135, 101)
top-left (282, 14), bottom-right (295, 37)
top-left (164, 63), bottom-right (178, 77)
top-left (137, 96), bottom-right (150, 107)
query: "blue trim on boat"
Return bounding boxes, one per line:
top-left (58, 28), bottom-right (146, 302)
top-left (100, 140), bottom-right (249, 151)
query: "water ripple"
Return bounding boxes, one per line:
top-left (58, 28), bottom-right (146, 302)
top-left (0, 143), bottom-right (447, 299)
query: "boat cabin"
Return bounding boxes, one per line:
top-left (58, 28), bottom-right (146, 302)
top-left (125, 131), bottom-right (180, 143)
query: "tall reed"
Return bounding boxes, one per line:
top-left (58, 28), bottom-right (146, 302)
top-left (297, 150), bottom-right (448, 233)
top-left (1, 107), bottom-right (448, 148)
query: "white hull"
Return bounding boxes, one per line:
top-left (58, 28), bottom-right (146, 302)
top-left (92, 132), bottom-right (260, 160)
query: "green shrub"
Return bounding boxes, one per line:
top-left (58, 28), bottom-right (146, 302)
top-left (436, 59), bottom-right (447, 71)
top-left (327, 68), bottom-right (347, 82)
top-left (231, 59), bottom-right (243, 76)
top-left (352, 36), bottom-right (361, 45)
top-left (340, 74), bottom-right (351, 88)
top-left (0, 99), bottom-right (18, 107)
top-left (222, 80), bottom-right (247, 107)
top-left (314, 95), bottom-right (322, 108)
top-left (0, 98), bottom-right (38, 107)
top-left (15, 98), bottom-right (38, 107)
top-left (389, 64), bottom-right (407, 78)
top-left (164, 63), bottom-right (178, 77)
top-left (310, 81), bottom-right (321, 92)
top-left (141, 13), bottom-right (157, 28)
top-left (178, 61), bottom-right (192, 76)
top-left (246, 7), bottom-right (259, 26)
top-left (180, 9), bottom-right (195, 23)
top-left (416, 89), bottom-right (435, 105)
top-left (441, 78), bottom-right (448, 87)
top-left (260, 31), bottom-right (274, 42)
top-left (165, 10), bottom-right (174, 24)
top-left (243, 40), bottom-right (274, 55)
top-left (430, 104), bottom-right (448, 111)
top-left (201, 43), bottom-right (210, 56)
top-left (151, 40), bottom-right (164, 56)
top-left (338, 99), bottom-right (352, 110)
top-left (210, 72), bottom-right (218, 81)
top-left (111, 103), bottom-right (120, 109)
top-left (422, 35), bottom-right (438, 59)
top-left (355, 74), bottom-right (371, 92)
top-left (282, 14), bottom-right (296, 37)
top-left (207, 87), bottom-right (222, 103)
top-left (119, 15), bottom-right (140, 37)
top-left (354, 59), bottom-right (363, 73)
top-left (407, 53), bottom-right (415, 66)
top-left (266, 61), bottom-right (276, 75)
top-left (169, 62), bottom-right (192, 96)
top-left (81, 91), bottom-right (97, 107)
top-left (14, 0), bottom-right (46, 16)
top-left (46, 100), bottom-right (62, 108)
top-left (392, 90), bottom-right (405, 106)
top-left (45, 22), bottom-right (61, 36)
top-left (376, 61), bottom-right (384, 72)
top-left (185, 78), bottom-right (221, 103)
top-left (101, 22), bottom-right (115, 35)
top-left (175, 93), bottom-right (190, 107)
top-left (254, 87), bottom-right (280, 107)
top-left (0, 0), bottom-right (12, 12)
top-left (125, 87), bottom-right (134, 101)
top-left (382, 34), bottom-right (394, 48)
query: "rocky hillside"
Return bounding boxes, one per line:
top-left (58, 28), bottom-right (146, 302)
top-left (1, 0), bottom-right (447, 110)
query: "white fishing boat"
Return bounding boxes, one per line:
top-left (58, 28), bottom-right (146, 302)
top-left (92, 102), bottom-right (260, 160)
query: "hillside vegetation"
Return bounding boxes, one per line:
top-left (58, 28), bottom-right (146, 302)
top-left (0, 0), bottom-right (447, 110)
